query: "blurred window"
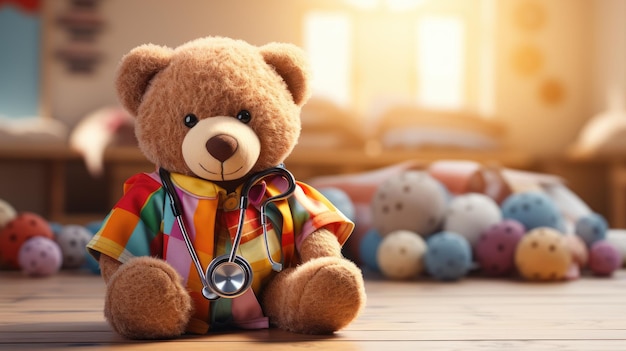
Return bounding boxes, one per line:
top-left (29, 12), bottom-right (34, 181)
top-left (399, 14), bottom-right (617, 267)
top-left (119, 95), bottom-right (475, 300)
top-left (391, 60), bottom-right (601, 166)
top-left (304, 12), bottom-right (352, 107)
top-left (303, 0), bottom-right (494, 114)
top-left (416, 15), bottom-right (464, 109)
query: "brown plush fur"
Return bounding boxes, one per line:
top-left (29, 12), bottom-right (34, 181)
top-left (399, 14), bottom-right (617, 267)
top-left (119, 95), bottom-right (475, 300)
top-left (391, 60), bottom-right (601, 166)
top-left (99, 36), bottom-right (366, 339)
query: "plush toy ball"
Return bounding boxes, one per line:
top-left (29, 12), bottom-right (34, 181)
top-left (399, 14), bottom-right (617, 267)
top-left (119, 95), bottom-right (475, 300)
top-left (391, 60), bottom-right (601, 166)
top-left (475, 219), bottom-right (525, 276)
top-left (424, 231), bottom-right (472, 281)
top-left (371, 171), bottom-right (448, 237)
top-left (574, 212), bottom-right (608, 247)
top-left (565, 234), bottom-right (589, 268)
top-left (0, 212), bottom-right (55, 269)
top-left (18, 236), bottom-right (63, 277)
top-left (0, 198), bottom-right (17, 230)
top-left (588, 240), bottom-right (622, 276)
top-left (501, 192), bottom-right (565, 232)
top-left (319, 187), bottom-right (355, 222)
top-left (515, 227), bottom-right (572, 281)
top-left (444, 193), bottom-right (502, 248)
top-left (376, 230), bottom-right (427, 280)
top-left (48, 222), bottom-right (64, 237)
top-left (606, 230), bottom-right (626, 267)
top-left (82, 220), bottom-right (102, 274)
top-left (359, 228), bottom-right (383, 272)
top-left (85, 220), bottom-right (104, 234)
top-left (56, 225), bottom-right (93, 269)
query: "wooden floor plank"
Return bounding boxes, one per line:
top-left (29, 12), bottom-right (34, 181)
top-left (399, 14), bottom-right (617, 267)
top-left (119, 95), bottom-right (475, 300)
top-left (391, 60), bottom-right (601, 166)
top-left (1, 270), bottom-right (625, 349)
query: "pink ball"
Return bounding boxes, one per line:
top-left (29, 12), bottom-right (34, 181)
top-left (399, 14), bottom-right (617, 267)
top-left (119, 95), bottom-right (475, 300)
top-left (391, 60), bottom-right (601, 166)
top-left (589, 240), bottom-right (622, 276)
top-left (18, 237), bottom-right (62, 277)
top-left (475, 219), bottom-right (525, 276)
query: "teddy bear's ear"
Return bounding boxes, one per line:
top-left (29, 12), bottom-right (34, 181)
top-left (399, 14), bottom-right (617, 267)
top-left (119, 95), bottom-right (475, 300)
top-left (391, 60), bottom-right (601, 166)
top-left (115, 44), bottom-right (174, 116)
top-left (260, 43), bottom-right (311, 107)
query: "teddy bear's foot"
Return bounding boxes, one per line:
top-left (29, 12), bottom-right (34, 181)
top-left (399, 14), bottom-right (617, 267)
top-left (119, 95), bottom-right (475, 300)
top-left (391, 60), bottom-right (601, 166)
top-left (104, 256), bottom-right (193, 339)
top-left (262, 257), bottom-right (366, 334)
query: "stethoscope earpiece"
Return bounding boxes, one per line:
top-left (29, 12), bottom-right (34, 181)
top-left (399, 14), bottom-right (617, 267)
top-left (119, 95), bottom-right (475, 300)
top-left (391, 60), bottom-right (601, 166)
top-left (160, 166), bottom-right (296, 301)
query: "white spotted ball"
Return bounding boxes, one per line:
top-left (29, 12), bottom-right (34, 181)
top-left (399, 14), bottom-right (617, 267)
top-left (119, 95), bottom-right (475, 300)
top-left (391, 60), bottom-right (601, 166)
top-left (371, 171), bottom-right (448, 237)
top-left (56, 225), bottom-right (92, 269)
top-left (444, 193), bottom-right (502, 247)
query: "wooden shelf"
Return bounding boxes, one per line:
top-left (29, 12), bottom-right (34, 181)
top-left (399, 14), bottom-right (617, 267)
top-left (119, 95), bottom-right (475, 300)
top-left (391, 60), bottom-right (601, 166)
top-left (0, 143), bottom-right (534, 224)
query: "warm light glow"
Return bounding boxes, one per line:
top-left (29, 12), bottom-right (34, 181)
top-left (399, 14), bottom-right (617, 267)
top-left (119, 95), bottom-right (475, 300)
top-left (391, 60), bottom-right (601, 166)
top-left (345, 0), bottom-right (426, 11)
top-left (416, 15), bottom-right (465, 109)
top-left (304, 12), bottom-right (352, 106)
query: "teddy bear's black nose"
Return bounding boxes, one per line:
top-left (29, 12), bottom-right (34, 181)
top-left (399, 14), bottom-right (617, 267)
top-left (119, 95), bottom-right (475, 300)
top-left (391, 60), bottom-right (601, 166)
top-left (206, 134), bottom-right (238, 162)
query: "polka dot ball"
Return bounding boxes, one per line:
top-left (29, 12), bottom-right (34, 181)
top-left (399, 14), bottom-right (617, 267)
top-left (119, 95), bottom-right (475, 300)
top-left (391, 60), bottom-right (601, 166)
top-left (319, 187), bottom-right (355, 222)
top-left (371, 171), bottom-right (448, 237)
top-left (424, 231), bottom-right (473, 281)
top-left (377, 230), bottom-right (427, 280)
top-left (475, 219), bottom-right (525, 276)
top-left (575, 212), bottom-right (608, 247)
top-left (444, 193), bottom-right (502, 247)
top-left (501, 192), bottom-right (564, 232)
top-left (588, 240), bottom-right (622, 276)
top-left (359, 228), bottom-right (383, 272)
top-left (56, 225), bottom-right (93, 269)
top-left (18, 236), bottom-right (63, 277)
top-left (515, 227), bottom-right (571, 281)
top-left (0, 212), bottom-right (54, 269)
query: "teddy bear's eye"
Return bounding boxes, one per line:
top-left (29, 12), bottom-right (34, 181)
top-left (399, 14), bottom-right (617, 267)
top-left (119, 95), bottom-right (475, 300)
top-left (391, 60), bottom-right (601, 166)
top-left (184, 114), bottom-right (198, 128)
top-left (236, 110), bottom-right (252, 124)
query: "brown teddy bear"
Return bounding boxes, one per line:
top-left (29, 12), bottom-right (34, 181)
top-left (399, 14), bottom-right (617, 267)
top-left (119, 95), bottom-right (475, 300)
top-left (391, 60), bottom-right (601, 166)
top-left (87, 36), bottom-right (366, 339)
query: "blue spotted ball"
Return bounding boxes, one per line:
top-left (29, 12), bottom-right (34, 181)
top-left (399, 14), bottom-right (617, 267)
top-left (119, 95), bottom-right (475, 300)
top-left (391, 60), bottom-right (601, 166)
top-left (424, 231), bottom-right (472, 281)
top-left (49, 222), bottom-right (64, 237)
top-left (85, 220), bottom-right (104, 235)
top-left (575, 212), bottom-right (608, 247)
top-left (83, 220), bottom-right (103, 274)
top-left (359, 228), bottom-right (383, 272)
top-left (319, 187), bottom-right (355, 222)
top-left (501, 192), bottom-right (564, 232)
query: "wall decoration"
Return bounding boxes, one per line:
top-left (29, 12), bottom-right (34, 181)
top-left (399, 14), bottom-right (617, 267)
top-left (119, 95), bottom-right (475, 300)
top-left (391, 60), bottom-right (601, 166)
top-left (538, 78), bottom-right (566, 106)
top-left (54, 0), bottom-right (104, 74)
top-left (511, 43), bottom-right (544, 77)
top-left (513, 0), bottom-right (545, 32)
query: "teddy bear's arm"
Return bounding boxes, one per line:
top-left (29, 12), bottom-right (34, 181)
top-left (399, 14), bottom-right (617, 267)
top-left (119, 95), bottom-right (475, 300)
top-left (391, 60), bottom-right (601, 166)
top-left (299, 227), bottom-right (343, 262)
top-left (99, 253), bottom-right (122, 284)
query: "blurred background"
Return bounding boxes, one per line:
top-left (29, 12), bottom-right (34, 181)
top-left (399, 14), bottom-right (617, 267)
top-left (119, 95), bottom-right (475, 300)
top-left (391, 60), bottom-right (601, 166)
top-left (0, 0), bottom-right (625, 227)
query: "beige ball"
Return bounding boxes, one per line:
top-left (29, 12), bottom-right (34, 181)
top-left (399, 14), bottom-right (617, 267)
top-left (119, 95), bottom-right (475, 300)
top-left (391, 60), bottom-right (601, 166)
top-left (515, 227), bottom-right (572, 281)
top-left (0, 199), bottom-right (17, 230)
top-left (376, 230), bottom-right (427, 280)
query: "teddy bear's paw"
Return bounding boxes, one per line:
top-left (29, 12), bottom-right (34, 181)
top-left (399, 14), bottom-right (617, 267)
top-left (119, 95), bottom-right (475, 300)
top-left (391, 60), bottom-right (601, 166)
top-left (263, 257), bottom-right (366, 334)
top-left (104, 256), bottom-right (193, 339)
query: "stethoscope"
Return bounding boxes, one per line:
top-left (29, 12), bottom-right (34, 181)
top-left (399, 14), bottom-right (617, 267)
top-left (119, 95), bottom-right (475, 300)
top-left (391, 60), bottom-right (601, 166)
top-left (159, 166), bottom-right (296, 301)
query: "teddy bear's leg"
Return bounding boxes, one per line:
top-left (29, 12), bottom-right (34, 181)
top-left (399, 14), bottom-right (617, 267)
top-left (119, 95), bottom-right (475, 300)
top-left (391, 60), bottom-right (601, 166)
top-left (261, 230), bottom-right (366, 334)
top-left (100, 255), bottom-right (193, 339)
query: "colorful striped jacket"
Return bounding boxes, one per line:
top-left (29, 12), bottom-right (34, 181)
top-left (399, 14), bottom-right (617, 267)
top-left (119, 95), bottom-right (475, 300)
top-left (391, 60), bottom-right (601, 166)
top-left (87, 171), bottom-right (354, 334)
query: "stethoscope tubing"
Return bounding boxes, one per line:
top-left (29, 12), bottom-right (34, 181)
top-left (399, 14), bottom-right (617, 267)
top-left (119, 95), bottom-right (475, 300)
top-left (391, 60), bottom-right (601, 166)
top-left (159, 166), bottom-right (296, 299)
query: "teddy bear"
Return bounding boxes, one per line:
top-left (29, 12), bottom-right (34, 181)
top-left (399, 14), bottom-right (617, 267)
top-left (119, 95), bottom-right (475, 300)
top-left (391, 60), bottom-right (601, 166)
top-left (86, 36), bottom-right (366, 339)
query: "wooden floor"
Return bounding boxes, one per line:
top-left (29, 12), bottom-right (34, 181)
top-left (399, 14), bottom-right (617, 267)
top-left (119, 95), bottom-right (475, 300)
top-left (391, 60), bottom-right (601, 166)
top-left (1, 269), bottom-right (626, 350)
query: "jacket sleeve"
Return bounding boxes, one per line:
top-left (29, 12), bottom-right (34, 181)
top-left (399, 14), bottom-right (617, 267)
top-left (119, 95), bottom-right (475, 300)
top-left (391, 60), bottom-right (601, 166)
top-left (86, 172), bottom-right (165, 263)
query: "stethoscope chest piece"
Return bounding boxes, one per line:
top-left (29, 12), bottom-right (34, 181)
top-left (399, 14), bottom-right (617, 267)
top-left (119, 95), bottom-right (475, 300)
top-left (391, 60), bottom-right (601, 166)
top-left (205, 254), bottom-right (253, 299)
